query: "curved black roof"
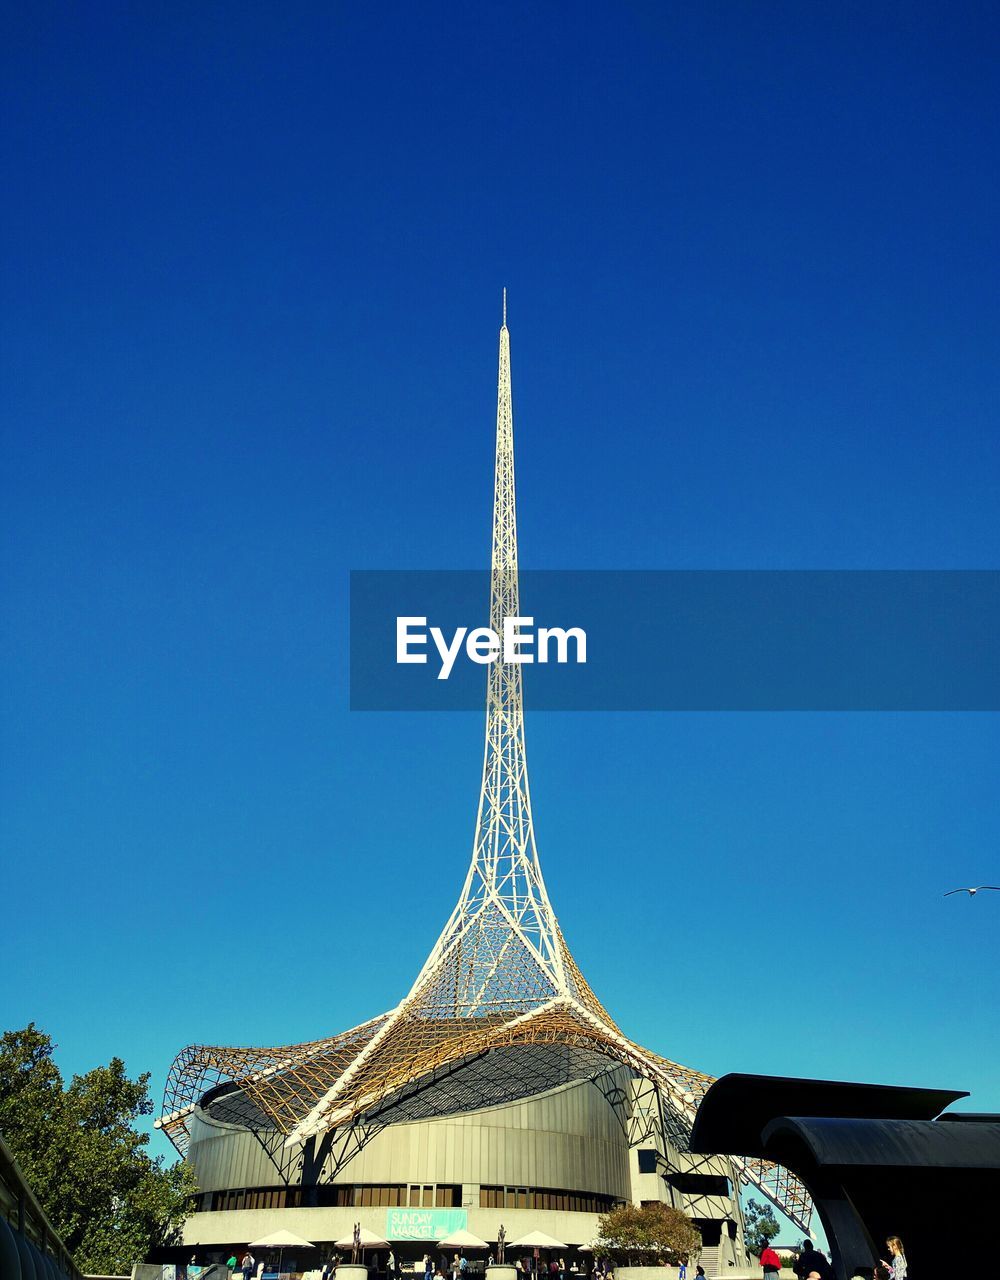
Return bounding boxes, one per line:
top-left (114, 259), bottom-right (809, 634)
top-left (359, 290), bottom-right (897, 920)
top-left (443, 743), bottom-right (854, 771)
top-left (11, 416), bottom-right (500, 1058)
top-left (761, 1114), bottom-right (1000, 1169)
top-left (689, 1072), bottom-right (967, 1157)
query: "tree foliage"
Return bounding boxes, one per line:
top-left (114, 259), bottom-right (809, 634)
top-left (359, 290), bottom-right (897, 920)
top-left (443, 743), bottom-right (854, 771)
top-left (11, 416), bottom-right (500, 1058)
top-left (597, 1202), bottom-right (701, 1265)
top-left (744, 1198), bottom-right (780, 1253)
top-left (0, 1024), bottom-right (197, 1274)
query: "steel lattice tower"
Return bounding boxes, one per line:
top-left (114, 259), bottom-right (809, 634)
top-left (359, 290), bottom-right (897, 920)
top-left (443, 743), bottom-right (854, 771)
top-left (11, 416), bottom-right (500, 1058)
top-left (158, 297), bottom-right (814, 1234)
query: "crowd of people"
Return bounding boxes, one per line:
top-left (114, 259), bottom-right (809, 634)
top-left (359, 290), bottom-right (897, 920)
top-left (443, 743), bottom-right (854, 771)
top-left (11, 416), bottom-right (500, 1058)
top-left (226, 1251), bottom-right (606, 1280)
top-left (212, 1250), bottom-right (703, 1280)
top-left (207, 1238), bottom-right (911, 1280)
top-left (759, 1235), bottom-right (907, 1280)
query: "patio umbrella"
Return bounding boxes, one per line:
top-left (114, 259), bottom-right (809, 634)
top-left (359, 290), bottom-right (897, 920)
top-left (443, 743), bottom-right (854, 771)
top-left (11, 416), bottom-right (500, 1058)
top-left (438, 1233), bottom-right (490, 1251)
top-left (507, 1235), bottom-right (567, 1251)
top-left (334, 1228), bottom-right (390, 1260)
top-left (251, 1234), bottom-right (317, 1249)
top-left (250, 1229), bottom-right (316, 1278)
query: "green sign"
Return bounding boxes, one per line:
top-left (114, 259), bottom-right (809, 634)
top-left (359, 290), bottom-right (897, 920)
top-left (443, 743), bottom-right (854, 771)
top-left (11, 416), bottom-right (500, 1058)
top-left (386, 1207), bottom-right (468, 1241)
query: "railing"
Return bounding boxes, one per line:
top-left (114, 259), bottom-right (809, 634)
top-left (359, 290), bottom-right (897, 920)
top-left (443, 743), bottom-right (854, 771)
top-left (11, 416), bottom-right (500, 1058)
top-left (0, 1130), bottom-right (84, 1280)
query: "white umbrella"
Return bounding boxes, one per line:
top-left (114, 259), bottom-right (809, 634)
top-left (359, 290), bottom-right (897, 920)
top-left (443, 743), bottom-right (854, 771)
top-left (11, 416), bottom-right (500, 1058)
top-left (251, 1234), bottom-right (316, 1250)
top-left (250, 1229), bottom-right (316, 1278)
top-left (507, 1234), bottom-right (567, 1250)
top-left (438, 1233), bottom-right (491, 1250)
top-left (334, 1229), bottom-right (390, 1252)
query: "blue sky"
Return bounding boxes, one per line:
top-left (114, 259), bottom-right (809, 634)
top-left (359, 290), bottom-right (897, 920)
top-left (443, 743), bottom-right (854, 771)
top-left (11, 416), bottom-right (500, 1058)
top-left (2, 0), bottom-right (998, 1181)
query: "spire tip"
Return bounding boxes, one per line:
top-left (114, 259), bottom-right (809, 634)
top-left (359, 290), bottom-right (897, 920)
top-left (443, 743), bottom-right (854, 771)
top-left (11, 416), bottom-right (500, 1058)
top-left (502, 287), bottom-right (507, 328)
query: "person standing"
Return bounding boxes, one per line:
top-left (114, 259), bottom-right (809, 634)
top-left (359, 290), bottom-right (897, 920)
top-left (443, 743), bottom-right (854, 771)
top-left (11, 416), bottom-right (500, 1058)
top-left (387, 1252), bottom-right (396, 1280)
top-left (241, 1253), bottom-right (255, 1280)
top-left (880, 1238), bottom-right (906, 1280)
top-left (794, 1243), bottom-right (833, 1280)
top-left (424, 1256), bottom-right (433, 1280)
top-left (760, 1245), bottom-right (781, 1280)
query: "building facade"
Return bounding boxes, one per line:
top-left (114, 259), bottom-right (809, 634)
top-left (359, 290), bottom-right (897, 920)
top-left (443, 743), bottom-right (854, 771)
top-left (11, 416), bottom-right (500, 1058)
top-left (179, 1073), bottom-right (745, 1260)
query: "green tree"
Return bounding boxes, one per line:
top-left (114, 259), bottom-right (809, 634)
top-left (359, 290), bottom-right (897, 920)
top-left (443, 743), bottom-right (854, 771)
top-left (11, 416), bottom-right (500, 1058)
top-left (744, 1198), bottom-right (780, 1253)
top-left (597, 1202), bottom-right (701, 1265)
top-left (0, 1024), bottom-right (197, 1273)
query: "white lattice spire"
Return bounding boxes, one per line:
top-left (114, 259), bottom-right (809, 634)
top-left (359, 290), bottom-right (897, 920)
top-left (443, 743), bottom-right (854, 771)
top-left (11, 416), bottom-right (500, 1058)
top-left (404, 292), bottom-right (579, 1015)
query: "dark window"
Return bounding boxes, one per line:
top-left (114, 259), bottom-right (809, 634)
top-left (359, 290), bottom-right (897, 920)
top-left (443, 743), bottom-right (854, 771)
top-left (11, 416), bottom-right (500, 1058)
top-left (209, 1185), bottom-right (304, 1213)
top-left (667, 1173), bottom-right (730, 1198)
top-left (477, 1185), bottom-right (620, 1216)
top-left (637, 1149), bottom-right (659, 1174)
top-left (692, 1220), bottom-right (722, 1247)
top-left (315, 1185), bottom-right (354, 1206)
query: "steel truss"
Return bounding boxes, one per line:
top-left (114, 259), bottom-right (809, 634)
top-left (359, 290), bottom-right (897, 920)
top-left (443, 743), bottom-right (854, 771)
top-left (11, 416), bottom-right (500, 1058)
top-left (159, 295), bottom-right (813, 1235)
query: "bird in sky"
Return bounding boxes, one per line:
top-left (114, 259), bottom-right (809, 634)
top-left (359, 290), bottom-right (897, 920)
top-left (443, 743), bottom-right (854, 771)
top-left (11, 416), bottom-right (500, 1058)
top-left (944, 885), bottom-right (1000, 897)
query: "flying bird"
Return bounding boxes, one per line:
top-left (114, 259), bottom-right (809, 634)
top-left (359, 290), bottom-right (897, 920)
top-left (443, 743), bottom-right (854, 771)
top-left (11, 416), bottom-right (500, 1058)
top-left (944, 885), bottom-right (1000, 897)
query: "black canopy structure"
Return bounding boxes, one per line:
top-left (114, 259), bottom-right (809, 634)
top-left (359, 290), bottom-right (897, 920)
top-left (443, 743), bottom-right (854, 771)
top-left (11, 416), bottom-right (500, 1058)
top-left (690, 1073), bottom-right (1000, 1278)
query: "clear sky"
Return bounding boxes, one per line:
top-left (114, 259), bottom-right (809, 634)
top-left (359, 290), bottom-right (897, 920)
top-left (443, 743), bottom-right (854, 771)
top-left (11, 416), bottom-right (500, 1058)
top-left (2, 0), bottom-right (998, 1188)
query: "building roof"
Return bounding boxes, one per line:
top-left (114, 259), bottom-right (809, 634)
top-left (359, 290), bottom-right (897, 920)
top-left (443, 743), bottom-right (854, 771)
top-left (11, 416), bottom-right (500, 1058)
top-left (689, 1073), bottom-right (967, 1157)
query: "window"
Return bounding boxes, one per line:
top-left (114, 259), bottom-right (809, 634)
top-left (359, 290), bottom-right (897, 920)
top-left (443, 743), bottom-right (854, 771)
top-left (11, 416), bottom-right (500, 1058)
top-left (315, 1185), bottom-right (354, 1207)
top-left (667, 1173), bottom-right (730, 1198)
top-left (208, 1186), bottom-right (302, 1212)
top-left (478, 1186), bottom-right (621, 1215)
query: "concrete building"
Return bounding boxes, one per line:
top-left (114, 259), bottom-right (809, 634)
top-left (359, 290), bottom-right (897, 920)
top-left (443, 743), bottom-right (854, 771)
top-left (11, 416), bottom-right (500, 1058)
top-left (179, 1073), bottom-right (745, 1263)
